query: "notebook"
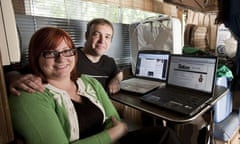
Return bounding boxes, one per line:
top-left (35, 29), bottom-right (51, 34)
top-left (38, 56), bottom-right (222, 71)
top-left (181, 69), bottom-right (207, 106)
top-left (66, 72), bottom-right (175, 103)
top-left (140, 54), bottom-right (218, 116)
top-left (120, 50), bottom-right (170, 94)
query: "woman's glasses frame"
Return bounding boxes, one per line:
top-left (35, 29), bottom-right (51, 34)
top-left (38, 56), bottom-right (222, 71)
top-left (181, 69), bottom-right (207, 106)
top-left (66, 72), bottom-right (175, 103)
top-left (42, 48), bottom-right (77, 59)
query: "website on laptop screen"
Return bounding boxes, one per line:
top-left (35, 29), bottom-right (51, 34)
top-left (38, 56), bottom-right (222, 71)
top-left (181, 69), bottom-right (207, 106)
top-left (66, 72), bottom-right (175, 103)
top-left (167, 56), bottom-right (217, 93)
top-left (135, 53), bottom-right (169, 80)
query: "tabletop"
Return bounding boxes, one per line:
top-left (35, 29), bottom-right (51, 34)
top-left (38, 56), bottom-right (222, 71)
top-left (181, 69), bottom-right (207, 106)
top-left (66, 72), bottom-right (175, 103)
top-left (110, 85), bottom-right (228, 123)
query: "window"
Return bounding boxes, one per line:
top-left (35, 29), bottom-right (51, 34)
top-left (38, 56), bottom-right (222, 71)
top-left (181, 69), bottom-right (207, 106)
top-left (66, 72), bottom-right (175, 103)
top-left (23, 0), bottom-right (159, 24)
top-left (12, 0), bottom-right (160, 67)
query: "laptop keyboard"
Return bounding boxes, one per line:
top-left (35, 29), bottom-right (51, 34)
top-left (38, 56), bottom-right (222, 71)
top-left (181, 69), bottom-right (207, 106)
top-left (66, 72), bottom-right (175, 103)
top-left (153, 88), bottom-right (206, 106)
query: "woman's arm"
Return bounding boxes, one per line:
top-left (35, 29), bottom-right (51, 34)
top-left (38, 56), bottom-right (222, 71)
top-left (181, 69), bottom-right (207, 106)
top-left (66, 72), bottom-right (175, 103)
top-left (9, 91), bottom-right (69, 144)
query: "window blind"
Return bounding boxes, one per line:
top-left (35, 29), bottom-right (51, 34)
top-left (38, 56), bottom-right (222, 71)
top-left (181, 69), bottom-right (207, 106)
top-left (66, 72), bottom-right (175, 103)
top-left (11, 0), bottom-right (160, 68)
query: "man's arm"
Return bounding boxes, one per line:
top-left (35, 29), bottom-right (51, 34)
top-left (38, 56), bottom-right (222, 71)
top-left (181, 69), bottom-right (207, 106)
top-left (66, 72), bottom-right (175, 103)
top-left (108, 71), bottom-right (123, 94)
top-left (6, 71), bottom-right (44, 96)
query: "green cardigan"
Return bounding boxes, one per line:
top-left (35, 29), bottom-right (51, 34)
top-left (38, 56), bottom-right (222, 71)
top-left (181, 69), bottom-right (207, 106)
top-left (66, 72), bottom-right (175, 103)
top-left (9, 75), bottom-right (120, 144)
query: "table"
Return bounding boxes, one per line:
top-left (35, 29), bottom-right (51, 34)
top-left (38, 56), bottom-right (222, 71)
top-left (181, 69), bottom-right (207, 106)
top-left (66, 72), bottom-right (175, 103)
top-left (111, 85), bottom-right (228, 123)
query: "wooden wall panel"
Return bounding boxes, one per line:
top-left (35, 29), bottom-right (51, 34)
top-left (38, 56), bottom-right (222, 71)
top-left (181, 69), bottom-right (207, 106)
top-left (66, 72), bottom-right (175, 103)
top-left (0, 51), bottom-right (14, 144)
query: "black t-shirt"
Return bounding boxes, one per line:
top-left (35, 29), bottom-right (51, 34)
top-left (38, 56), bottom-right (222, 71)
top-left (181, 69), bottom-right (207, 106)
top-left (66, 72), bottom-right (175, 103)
top-left (77, 48), bottom-right (120, 89)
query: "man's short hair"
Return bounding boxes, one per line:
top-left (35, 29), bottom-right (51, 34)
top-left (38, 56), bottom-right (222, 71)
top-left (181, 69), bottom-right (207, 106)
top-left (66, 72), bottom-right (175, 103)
top-left (86, 18), bottom-right (114, 36)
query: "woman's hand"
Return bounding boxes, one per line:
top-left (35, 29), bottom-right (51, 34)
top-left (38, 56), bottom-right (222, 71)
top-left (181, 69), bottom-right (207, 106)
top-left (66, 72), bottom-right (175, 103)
top-left (108, 116), bottom-right (128, 143)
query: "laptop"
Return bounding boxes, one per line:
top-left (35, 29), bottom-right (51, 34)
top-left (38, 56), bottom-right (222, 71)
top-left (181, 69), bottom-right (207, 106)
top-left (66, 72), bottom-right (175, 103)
top-left (140, 54), bottom-right (218, 116)
top-left (120, 50), bottom-right (170, 94)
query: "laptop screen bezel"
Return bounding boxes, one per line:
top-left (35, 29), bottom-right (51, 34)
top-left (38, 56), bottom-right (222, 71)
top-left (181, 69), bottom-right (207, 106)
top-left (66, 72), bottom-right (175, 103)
top-left (166, 54), bottom-right (218, 95)
top-left (134, 50), bottom-right (170, 82)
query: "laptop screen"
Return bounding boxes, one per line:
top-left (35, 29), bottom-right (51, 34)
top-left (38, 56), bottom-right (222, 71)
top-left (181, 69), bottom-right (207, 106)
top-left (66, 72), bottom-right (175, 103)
top-left (135, 50), bottom-right (170, 81)
top-left (167, 55), bottom-right (217, 93)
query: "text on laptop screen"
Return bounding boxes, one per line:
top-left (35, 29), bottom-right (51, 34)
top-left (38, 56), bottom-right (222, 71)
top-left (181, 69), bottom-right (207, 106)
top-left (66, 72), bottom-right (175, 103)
top-left (135, 53), bottom-right (169, 80)
top-left (167, 55), bottom-right (217, 93)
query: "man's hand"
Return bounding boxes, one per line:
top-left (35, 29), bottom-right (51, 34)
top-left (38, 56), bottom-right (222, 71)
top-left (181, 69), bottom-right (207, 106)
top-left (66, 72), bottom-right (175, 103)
top-left (108, 71), bottom-right (123, 94)
top-left (108, 78), bottom-right (121, 94)
top-left (9, 74), bottom-right (44, 96)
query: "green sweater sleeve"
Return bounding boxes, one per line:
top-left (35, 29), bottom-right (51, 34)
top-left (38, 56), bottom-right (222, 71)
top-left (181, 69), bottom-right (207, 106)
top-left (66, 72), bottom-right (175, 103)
top-left (9, 91), bottom-right (70, 144)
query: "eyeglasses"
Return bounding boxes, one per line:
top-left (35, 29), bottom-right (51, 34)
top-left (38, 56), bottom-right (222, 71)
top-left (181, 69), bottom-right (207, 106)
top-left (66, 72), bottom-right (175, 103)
top-left (42, 49), bottom-right (77, 59)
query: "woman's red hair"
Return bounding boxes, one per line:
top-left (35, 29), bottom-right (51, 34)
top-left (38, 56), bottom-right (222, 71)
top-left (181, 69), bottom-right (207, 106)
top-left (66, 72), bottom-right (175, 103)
top-left (29, 27), bottom-right (79, 83)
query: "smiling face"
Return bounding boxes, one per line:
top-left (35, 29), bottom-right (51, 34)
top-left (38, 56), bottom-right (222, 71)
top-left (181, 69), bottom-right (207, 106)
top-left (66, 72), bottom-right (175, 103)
top-left (38, 39), bottom-right (76, 81)
top-left (29, 27), bottom-right (79, 83)
top-left (85, 23), bottom-right (113, 56)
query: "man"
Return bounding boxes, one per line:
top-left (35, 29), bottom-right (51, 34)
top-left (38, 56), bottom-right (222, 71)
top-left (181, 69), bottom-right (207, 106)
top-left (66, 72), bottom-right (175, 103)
top-left (7, 18), bottom-right (123, 95)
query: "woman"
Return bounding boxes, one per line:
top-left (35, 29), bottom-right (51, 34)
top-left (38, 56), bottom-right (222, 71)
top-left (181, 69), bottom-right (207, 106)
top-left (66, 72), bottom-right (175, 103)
top-left (9, 27), bottom-right (182, 144)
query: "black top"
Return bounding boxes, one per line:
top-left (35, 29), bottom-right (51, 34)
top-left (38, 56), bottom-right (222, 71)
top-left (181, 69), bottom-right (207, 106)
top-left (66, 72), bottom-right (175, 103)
top-left (72, 96), bottom-right (104, 139)
top-left (77, 48), bottom-right (120, 89)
